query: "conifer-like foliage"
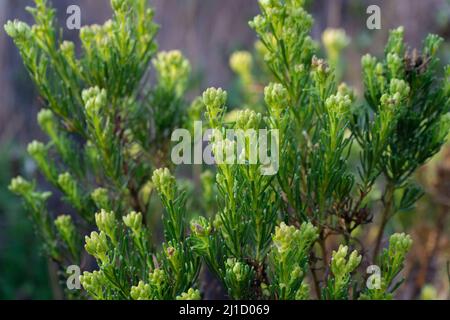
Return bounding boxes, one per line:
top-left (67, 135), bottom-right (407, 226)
top-left (6, 0), bottom-right (449, 300)
top-left (6, 0), bottom-right (198, 299)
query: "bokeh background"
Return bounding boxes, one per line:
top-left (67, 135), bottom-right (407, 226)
top-left (0, 0), bottom-right (449, 299)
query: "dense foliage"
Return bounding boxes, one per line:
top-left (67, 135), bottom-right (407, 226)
top-left (5, 0), bottom-right (449, 300)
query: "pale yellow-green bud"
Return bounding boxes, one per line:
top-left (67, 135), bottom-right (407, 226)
top-left (388, 233), bottom-right (412, 258)
top-left (387, 27), bottom-right (405, 55)
top-left (91, 188), bottom-right (109, 210)
top-left (95, 210), bottom-right (116, 242)
top-left (331, 245), bottom-right (361, 276)
top-left (80, 25), bottom-right (96, 46)
top-left (9, 176), bottom-right (33, 195)
top-left (58, 172), bottom-right (73, 187)
top-left (60, 41), bottom-right (76, 62)
top-left (82, 87), bottom-right (107, 116)
top-left (347, 249), bottom-right (362, 272)
top-left (54, 215), bottom-right (74, 236)
top-left (386, 53), bottom-right (403, 77)
top-left (111, 0), bottom-right (126, 12)
top-left (299, 222), bottom-right (319, 243)
top-left (176, 288), bottom-right (201, 300)
top-left (27, 140), bottom-right (46, 158)
top-left (37, 109), bottom-right (58, 139)
top-left (203, 87), bottom-right (227, 124)
top-left (153, 50), bottom-right (190, 94)
top-left (85, 231), bottom-right (109, 263)
top-left (332, 245), bottom-right (349, 273)
top-left (375, 62), bottom-right (384, 76)
top-left (123, 211), bottom-right (143, 233)
top-left (235, 109), bottom-right (262, 130)
top-left (325, 92), bottom-right (352, 116)
top-left (149, 268), bottom-right (166, 287)
top-left (37, 109), bottom-right (56, 130)
top-left (130, 281), bottom-right (152, 300)
top-left (249, 15), bottom-right (267, 32)
top-left (389, 79), bottom-right (410, 98)
top-left (80, 271), bottom-right (104, 297)
top-left (4, 20), bottom-right (32, 40)
top-left (379, 79), bottom-right (410, 111)
top-left (361, 54), bottom-right (377, 70)
top-left (424, 34), bottom-right (443, 57)
top-left (273, 222), bottom-right (299, 254)
top-left (272, 221), bottom-right (318, 258)
top-left (226, 258), bottom-right (248, 282)
top-left (264, 83), bottom-right (289, 118)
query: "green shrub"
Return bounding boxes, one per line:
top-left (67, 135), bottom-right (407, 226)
top-left (6, 0), bottom-right (449, 300)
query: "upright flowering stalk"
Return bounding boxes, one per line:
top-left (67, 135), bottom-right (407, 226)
top-left (323, 245), bottom-right (362, 300)
top-left (80, 178), bottom-right (200, 300)
top-left (6, 0), bottom-right (449, 301)
top-left (267, 222), bottom-right (319, 300)
top-left (6, 0), bottom-right (196, 298)
top-left (188, 87), bottom-right (280, 299)
top-left (214, 0), bottom-right (448, 299)
top-left (360, 233), bottom-right (413, 299)
top-left (355, 27), bottom-right (450, 259)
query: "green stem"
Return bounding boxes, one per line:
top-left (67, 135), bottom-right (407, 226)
top-left (372, 183), bottom-right (395, 262)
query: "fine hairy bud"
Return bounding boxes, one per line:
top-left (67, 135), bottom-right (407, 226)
top-left (6, 0), bottom-right (449, 300)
